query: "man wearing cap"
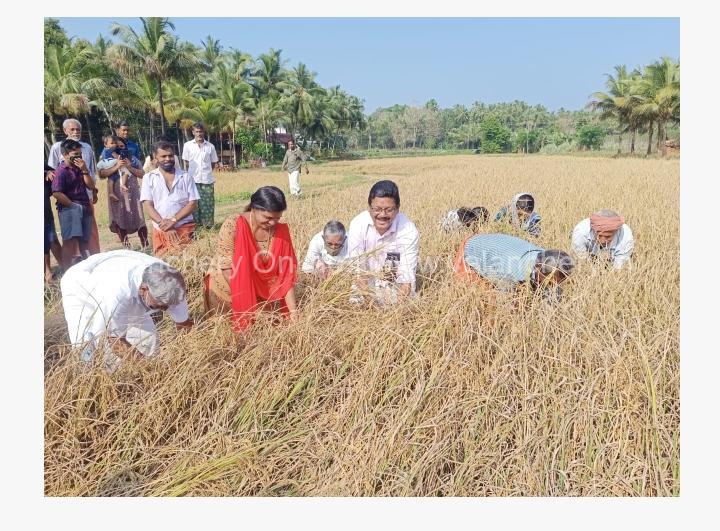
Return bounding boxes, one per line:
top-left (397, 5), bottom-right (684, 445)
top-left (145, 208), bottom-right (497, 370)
top-left (454, 233), bottom-right (575, 301)
top-left (571, 209), bottom-right (634, 269)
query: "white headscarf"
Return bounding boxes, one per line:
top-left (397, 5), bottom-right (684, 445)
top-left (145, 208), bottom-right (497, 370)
top-left (509, 192), bottom-right (534, 227)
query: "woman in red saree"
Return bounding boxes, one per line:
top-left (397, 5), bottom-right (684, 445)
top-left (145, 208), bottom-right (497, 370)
top-left (204, 186), bottom-right (298, 331)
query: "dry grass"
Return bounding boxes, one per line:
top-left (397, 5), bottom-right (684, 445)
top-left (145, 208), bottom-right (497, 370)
top-left (44, 154), bottom-right (679, 496)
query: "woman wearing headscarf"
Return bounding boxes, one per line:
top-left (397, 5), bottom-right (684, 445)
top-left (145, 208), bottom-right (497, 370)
top-left (204, 186), bottom-right (298, 330)
top-left (571, 209), bottom-right (634, 269)
top-left (494, 192), bottom-right (542, 237)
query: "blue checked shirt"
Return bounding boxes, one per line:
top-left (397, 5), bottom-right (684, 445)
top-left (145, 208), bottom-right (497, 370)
top-left (464, 234), bottom-right (544, 286)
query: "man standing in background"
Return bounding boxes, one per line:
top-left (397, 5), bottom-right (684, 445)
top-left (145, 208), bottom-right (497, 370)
top-left (115, 121), bottom-right (143, 160)
top-left (281, 139), bottom-right (309, 198)
top-left (182, 122), bottom-right (218, 230)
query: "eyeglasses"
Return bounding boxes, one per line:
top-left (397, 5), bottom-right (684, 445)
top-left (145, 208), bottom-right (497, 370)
top-left (370, 206), bottom-right (398, 215)
top-left (323, 237), bottom-right (346, 248)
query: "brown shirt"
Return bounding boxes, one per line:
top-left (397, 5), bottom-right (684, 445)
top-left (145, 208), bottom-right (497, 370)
top-left (282, 147), bottom-right (308, 173)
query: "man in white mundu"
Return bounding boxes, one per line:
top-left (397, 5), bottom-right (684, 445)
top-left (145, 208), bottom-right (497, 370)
top-left (281, 139), bottom-right (309, 197)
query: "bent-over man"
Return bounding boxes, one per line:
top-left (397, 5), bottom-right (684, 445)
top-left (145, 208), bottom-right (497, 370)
top-left (455, 233), bottom-right (575, 301)
top-left (61, 249), bottom-right (193, 369)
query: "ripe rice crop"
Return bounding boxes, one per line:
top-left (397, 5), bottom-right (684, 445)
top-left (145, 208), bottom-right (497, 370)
top-left (44, 154), bottom-right (679, 496)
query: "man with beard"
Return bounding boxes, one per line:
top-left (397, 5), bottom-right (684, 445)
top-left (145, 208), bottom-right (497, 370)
top-left (301, 220), bottom-right (349, 279)
top-left (47, 118), bottom-right (101, 254)
top-left (571, 209), bottom-right (635, 269)
top-left (139, 141), bottom-right (199, 257)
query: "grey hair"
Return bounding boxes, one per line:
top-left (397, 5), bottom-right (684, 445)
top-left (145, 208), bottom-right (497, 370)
top-left (141, 262), bottom-right (187, 306)
top-left (323, 220), bottom-right (346, 238)
top-left (594, 209), bottom-right (619, 217)
top-left (536, 249), bottom-right (575, 278)
top-left (62, 118), bottom-right (82, 130)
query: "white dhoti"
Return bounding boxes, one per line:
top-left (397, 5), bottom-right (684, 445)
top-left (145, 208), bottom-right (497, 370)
top-left (288, 170), bottom-right (302, 196)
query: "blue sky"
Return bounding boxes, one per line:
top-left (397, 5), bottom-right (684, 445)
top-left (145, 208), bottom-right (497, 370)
top-left (54, 17), bottom-right (679, 114)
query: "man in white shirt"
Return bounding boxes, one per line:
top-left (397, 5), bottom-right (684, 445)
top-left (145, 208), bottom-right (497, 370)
top-left (60, 249), bottom-right (193, 369)
top-left (140, 141), bottom-right (200, 257)
top-left (347, 180), bottom-right (420, 306)
top-left (182, 122), bottom-right (219, 229)
top-left (571, 209), bottom-right (635, 269)
top-left (301, 220), bottom-right (349, 279)
top-left (47, 118), bottom-right (101, 254)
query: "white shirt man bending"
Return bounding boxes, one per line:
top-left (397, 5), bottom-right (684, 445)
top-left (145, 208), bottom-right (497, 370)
top-left (571, 209), bottom-right (634, 269)
top-left (60, 250), bottom-right (193, 369)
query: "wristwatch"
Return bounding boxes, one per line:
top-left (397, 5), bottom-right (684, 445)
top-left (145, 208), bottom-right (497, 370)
top-left (171, 216), bottom-right (177, 223)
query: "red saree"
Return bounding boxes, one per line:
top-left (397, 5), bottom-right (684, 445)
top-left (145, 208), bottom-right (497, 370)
top-left (230, 216), bottom-right (297, 331)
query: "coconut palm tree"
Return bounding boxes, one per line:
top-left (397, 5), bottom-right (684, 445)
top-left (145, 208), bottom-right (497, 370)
top-left (204, 62), bottom-right (255, 167)
top-left (199, 35), bottom-right (223, 70)
top-left (44, 43), bottom-right (107, 147)
top-left (227, 48), bottom-right (255, 81)
top-left (280, 63), bottom-right (325, 142)
top-left (634, 57), bottom-right (680, 157)
top-left (164, 79), bottom-right (203, 154)
top-left (251, 48), bottom-right (287, 101)
top-left (109, 17), bottom-right (199, 135)
top-left (306, 93), bottom-right (337, 150)
top-left (589, 65), bottom-right (637, 154)
top-left (180, 98), bottom-right (226, 149)
top-left (254, 96), bottom-right (288, 160)
top-left (122, 74), bottom-right (161, 145)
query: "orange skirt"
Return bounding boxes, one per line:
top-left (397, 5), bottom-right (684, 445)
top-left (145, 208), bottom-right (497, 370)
top-left (454, 236), bottom-right (485, 284)
top-left (152, 223), bottom-right (196, 256)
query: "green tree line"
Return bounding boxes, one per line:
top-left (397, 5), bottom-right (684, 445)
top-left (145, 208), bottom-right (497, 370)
top-left (44, 17), bottom-right (365, 165)
top-left (44, 18), bottom-right (679, 163)
top-left (366, 54), bottom-right (679, 157)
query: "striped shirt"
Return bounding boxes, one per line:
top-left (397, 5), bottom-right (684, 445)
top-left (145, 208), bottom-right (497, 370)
top-left (464, 234), bottom-right (543, 286)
